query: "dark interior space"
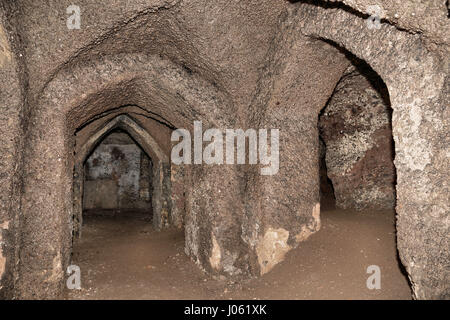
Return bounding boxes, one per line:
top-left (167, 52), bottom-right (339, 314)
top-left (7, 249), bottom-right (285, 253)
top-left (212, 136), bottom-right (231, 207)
top-left (318, 55), bottom-right (396, 213)
top-left (1, 0), bottom-right (447, 301)
top-left (82, 129), bottom-right (153, 220)
top-left (65, 55), bottom-right (411, 300)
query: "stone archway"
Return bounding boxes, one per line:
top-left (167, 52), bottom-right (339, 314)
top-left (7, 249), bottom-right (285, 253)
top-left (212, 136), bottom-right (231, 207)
top-left (2, 0), bottom-right (446, 300)
top-left (73, 114), bottom-right (171, 238)
top-left (15, 51), bottom-right (246, 299)
top-left (275, 2), bottom-right (449, 299)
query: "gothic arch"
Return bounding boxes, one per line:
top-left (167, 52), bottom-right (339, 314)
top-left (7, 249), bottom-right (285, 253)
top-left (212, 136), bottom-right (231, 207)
top-left (73, 114), bottom-right (171, 238)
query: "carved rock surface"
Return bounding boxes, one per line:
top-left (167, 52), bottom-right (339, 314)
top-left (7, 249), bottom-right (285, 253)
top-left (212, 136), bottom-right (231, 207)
top-left (320, 65), bottom-right (396, 211)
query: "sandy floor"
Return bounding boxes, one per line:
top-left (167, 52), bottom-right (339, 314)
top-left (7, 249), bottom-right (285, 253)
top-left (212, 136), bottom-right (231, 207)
top-left (66, 207), bottom-right (412, 300)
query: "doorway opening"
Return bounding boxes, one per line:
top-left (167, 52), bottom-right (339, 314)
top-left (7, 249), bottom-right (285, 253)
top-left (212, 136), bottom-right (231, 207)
top-left (82, 128), bottom-right (153, 220)
top-left (319, 56), bottom-right (396, 213)
top-left (313, 49), bottom-right (411, 298)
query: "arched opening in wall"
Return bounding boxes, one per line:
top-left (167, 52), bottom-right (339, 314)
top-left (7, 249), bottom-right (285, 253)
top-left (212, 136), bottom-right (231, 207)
top-left (311, 43), bottom-right (412, 298)
top-left (68, 113), bottom-right (191, 299)
top-left (82, 128), bottom-right (153, 219)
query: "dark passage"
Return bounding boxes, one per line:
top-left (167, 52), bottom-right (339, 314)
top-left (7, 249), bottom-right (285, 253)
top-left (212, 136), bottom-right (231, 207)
top-left (82, 129), bottom-right (153, 219)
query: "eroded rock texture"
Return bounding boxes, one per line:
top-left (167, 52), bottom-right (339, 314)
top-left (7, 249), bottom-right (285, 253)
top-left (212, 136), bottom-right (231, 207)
top-left (83, 131), bottom-right (153, 211)
top-left (319, 64), bottom-right (396, 210)
top-left (0, 0), bottom-right (448, 300)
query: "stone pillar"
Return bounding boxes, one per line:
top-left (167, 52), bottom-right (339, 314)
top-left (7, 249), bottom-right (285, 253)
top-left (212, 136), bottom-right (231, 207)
top-left (241, 29), bottom-right (350, 275)
top-left (391, 79), bottom-right (450, 300)
top-left (0, 4), bottom-right (27, 298)
top-left (170, 163), bottom-right (185, 229)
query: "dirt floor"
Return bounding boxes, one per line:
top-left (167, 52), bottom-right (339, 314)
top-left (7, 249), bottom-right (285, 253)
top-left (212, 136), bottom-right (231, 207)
top-left (66, 206), bottom-right (412, 300)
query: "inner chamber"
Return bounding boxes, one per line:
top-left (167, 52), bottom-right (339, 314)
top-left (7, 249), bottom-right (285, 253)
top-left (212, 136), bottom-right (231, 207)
top-left (82, 129), bottom-right (153, 219)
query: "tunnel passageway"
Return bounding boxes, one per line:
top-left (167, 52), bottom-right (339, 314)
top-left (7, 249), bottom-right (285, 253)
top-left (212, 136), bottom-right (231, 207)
top-left (1, 0), bottom-right (447, 301)
top-left (65, 53), bottom-right (412, 300)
